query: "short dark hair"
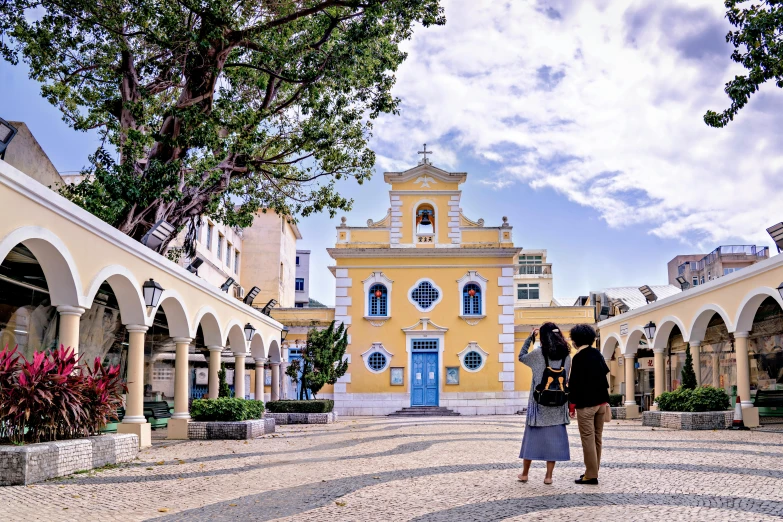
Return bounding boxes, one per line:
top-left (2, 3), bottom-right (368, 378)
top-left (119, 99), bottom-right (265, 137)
top-left (570, 324), bottom-right (597, 347)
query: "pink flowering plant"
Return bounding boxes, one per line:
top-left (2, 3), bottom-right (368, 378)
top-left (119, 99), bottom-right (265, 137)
top-left (0, 345), bottom-right (125, 444)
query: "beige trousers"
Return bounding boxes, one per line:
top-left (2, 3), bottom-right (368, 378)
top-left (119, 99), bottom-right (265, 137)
top-left (576, 404), bottom-right (607, 479)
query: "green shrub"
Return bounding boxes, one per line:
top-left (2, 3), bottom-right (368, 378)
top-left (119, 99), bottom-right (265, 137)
top-left (608, 394), bottom-right (624, 407)
top-left (190, 398), bottom-right (264, 421)
top-left (265, 399), bottom-right (334, 413)
top-left (655, 386), bottom-right (731, 412)
top-left (688, 386), bottom-right (731, 412)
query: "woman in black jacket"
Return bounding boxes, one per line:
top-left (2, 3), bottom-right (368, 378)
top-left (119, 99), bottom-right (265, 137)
top-left (568, 324), bottom-right (610, 485)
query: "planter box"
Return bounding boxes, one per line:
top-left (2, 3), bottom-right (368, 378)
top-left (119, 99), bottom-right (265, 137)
top-left (610, 407), bottom-right (626, 420)
top-left (642, 410), bottom-right (733, 430)
top-left (0, 434), bottom-right (138, 486)
top-left (187, 418), bottom-right (275, 440)
top-left (265, 412), bottom-right (338, 425)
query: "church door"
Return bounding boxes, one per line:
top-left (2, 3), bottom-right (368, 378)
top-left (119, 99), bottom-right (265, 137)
top-left (411, 340), bottom-right (439, 406)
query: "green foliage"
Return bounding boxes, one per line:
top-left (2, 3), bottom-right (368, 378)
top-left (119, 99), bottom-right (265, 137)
top-left (265, 399), bottom-right (334, 414)
top-left (681, 345), bottom-right (697, 390)
top-left (608, 394), bottom-right (624, 407)
top-left (308, 298), bottom-right (327, 308)
top-left (190, 398), bottom-right (264, 422)
top-left (655, 386), bottom-right (732, 412)
top-left (218, 362), bottom-right (232, 398)
top-left (287, 321), bottom-right (349, 399)
top-left (0, 0), bottom-right (445, 252)
top-left (704, 0), bottom-right (783, 127)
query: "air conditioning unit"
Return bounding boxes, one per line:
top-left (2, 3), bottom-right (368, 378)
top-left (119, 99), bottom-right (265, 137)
top-left (234, 285), bottom-right (245, 299)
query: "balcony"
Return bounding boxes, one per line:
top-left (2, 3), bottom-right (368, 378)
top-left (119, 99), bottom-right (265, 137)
top-left (515, 264), bottom-right (552, 279)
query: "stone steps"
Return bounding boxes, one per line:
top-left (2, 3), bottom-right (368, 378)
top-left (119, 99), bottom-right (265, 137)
top-left (388, 407), bottom-right (461, 417)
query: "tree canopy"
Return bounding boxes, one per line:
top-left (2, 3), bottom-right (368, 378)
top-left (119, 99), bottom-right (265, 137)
top-left (285, 321), bottom-right (348, 398)
top-left (0, 0), bottom-right (444, 253)
top-left (704, 0), bottom-right (783, 128)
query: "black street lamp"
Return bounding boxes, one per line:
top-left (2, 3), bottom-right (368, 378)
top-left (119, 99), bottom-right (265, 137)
top-left (281, 326), bottom-right (289, 343)
top-left (142, 279), bottom-right (164, 308)
top-left (643, 321), bottom-right (657, 341)
top-left (244, 323), bottom-right (256, 341)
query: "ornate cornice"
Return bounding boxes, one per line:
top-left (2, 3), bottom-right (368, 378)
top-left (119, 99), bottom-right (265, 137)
top-left (327, 247), bottom-right (520, 259)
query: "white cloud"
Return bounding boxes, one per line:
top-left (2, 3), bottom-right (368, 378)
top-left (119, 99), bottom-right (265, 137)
top-left (372, 0), bottom-right (783, 246)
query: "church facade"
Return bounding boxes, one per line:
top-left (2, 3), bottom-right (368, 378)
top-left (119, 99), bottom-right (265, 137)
top-left (325, 161), bottom-right (527, 415)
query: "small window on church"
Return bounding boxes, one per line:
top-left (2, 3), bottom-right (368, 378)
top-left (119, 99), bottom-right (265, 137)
top-left (463, 351), bottom-right (483, 371)
top-left (411, 280), bottom-right (440, 310)
top-left (463, 284), bottom-right (481, 315)
top-left (367, 352), bottom-right (388, 372)
top-left (416, 204), bottom-right (435, 235)
top-left (369, 284), bottom-right (388, 316)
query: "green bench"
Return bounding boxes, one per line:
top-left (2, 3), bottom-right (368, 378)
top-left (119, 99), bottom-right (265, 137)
top-left (143, 401), bottom-right (172, 429)
top-left (753, 389), bottom-right (783, 417)
top-left (99, 406), bottom-right (126, 433)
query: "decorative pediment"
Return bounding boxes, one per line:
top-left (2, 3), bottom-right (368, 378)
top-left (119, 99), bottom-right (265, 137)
top-left (383, 164), bottom-right (467, 185)
top-left (401, 317), bottom-right (449, 333)
top-left (459, 211), bottom-right (484, 227)
top-left (367, 209), bottom-right (391, 228)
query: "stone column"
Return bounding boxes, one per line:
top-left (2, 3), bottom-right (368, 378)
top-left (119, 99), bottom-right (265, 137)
top-left (234, 353), bottom-right (246, 399)
top-left (604, 357), bottom-right (612, 393)
top-left (168, 337), bottom-right (192, 440)
top-left (690, 341), bottom-right (702, 386)
top-left (207, 346), bottom-right (223, 399)
top-left (712, 352), bottom-right (720, 388)
top-left (734, 332), bottom-right (759, 427)
top-left (280, 362), bottom-right (289, 399)
top-left (118, 325), bottom-right (151, 448)
top-left (270, 362), bottom-right (280, 401)
top-left (254, 358), bottom-right (267, 401)
top-left (624, 354), bottom-right (640, 419)
top-left (56, 306), bottom-right (85, 355)
top-left (652, 349), bottom-right (665, 410)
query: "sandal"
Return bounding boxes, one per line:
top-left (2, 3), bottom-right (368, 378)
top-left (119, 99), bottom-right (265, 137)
top-left (517, 474), bottom-right (528, 483)
top-left (543, 477), bottom-right (553, 485)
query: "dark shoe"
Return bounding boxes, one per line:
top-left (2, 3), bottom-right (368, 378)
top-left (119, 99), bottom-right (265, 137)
top-left (575, 477), bottom-right (598, 485)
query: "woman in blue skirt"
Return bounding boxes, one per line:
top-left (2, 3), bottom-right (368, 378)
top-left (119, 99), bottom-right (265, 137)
top-left (518, 322), bottom-right (571, 484)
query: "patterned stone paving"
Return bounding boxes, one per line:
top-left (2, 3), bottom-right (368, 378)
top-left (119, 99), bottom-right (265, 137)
top-left (1, 416), bottom-right (782, 521)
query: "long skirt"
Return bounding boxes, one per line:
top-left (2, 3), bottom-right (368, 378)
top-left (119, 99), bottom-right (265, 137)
top-left (519, 423), bottom-right (570, 461)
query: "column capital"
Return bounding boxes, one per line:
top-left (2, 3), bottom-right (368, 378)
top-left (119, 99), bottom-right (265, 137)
top-left (207, 345), bottom-right (224, 352)
top-left (653, 348), bottom-right (666, 354)
top-left (172, 337), bottom-right (193, 344)
top-left (623, 354), bottom-right (635, 360)
top-left (734, 331), bottom-right (750, 339)
top-left (254, 357), bottom-right (268, 365)
top-left (57, 305), bottom-right (86, 316)
top-left (269, 361), bottom-right (281, 367)
top-left (233, 352), bottom-right (248, 358)
top-left (689, 340), bottom-right (701, 347)
top-left (125, 324), bottom-right (149, 333)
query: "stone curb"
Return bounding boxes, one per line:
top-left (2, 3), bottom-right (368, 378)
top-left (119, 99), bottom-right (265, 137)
top-left (264, 412), bottom-right (338, 425)
top-left (642, 410), bottom-right (733, 430)
top-left (188, 418), bottom-right (275, 440)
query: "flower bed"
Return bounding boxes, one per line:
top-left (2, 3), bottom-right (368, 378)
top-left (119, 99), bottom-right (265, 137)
top-left (610, 407), bottom-right (626, 420)
top-left (188, 418), bottom-right (275, 440)
top-left (265, 399), bottom-right (334, 413)
top-left (0, 434), bottom-right (138, 486)
top-left (265, 412), bottom-right (338, 425)
top-left (642, 410), bottom-right (733, 430)
top-left (190, 398), bottom-right (264, 422)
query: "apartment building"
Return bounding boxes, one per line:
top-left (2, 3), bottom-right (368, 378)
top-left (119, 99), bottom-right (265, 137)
top-left (668, 245), bottom-right (770, 288)
top-left (294, 250), bottom-right (310, 308)
top-left (513, 249), bottom-right (554, 307)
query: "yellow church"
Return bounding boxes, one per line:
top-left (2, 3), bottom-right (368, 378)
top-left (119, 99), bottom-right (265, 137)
top-left (324, 157), bottom-right (529, 415)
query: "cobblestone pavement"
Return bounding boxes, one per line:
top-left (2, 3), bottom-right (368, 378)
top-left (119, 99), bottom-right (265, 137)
top-left (2, 417), bottom-right (783, 521)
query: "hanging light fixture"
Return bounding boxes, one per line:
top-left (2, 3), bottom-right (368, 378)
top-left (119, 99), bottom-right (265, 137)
top-left (468, 288), bottom-right (476, 297)
top-left (142, 279), bottom-right (164, 308)
top-left (643, 321), bottom-right (657, 341)
top-left (374, 288), bottom-right (383, 298)
top-left (244, 323), bottom-right (256, 341)
top-left (281, 326), bottom-right (289, 342)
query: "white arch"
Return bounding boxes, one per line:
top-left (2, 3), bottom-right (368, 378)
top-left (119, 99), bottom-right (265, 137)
top-left (601, 332), bottom-right (622, 358)
top-left (224, 319), bottom-right (248, 354)
top-left (623, 327), bottom-right (649, 355)
top-left (735, 287), bottom-right (783, 333)
top-left (411, 198), bottom-right (439, 242)
top-left (268, 339), bottom-right (281, 363)
top-left (192, 306), bottom-right (224, 346)
top-left (84, 265), bottom-right (147, 326)
top-left (689, 303), bottom-right (734, 342)
top-left (652, 315), bottom-right (689, 351)
top-left (0, 226), bottom-right (82, 307)
top-left (151, 290), bottom-right (192, 339)
top-left (249, 332), bottom-right (266, 359)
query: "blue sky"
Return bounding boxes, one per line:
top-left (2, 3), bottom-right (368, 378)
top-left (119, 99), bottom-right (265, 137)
top-left (2, 0), bottom-right (782, 306)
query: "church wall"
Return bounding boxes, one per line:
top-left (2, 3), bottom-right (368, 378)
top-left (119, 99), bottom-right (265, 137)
top-left (344, 229), bottom-right (389, 244)
top-left (462, 229), bottom-right (502, 244)
top-left (396, 193), bottom-right (455, 245)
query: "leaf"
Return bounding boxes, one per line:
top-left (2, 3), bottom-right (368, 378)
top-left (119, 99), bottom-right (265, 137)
top-left (158, 508), bottom-right (169, 513)
top-left (335, 501), bottom-right (347, 507)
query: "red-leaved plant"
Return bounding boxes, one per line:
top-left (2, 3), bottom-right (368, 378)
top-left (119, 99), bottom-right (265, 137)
top-left (0, 345), bottom-right (126, 444)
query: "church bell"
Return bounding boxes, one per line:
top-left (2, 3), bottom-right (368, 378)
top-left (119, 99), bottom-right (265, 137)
top-left (419, 211), bottom-right (432, 226)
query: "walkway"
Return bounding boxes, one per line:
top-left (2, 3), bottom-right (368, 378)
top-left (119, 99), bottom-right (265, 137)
top-left (2, 417), bottom-right (783, 521)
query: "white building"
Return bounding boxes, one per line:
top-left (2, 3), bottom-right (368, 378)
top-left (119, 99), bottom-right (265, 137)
top-left (295, 249), bottom-right (310, 307)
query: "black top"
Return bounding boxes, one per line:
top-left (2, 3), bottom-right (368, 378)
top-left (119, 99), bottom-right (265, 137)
top-left (568, 347), bottom-right (610, 409)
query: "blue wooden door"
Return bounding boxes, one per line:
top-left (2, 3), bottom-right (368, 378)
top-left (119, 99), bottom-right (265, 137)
top-left (411, 352), bottom-right (438, 406)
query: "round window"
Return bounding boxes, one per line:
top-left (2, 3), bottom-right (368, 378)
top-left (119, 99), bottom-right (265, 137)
top-left (368, 352), bottom-right (388, 372)
top-left (463, 351), bottom-right (483, 371)
top-left (411, 280), bottom-right (440, 310)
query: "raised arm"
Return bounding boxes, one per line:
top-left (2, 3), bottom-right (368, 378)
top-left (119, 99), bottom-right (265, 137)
top-left (518, 334), bottom-right (536, 364)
